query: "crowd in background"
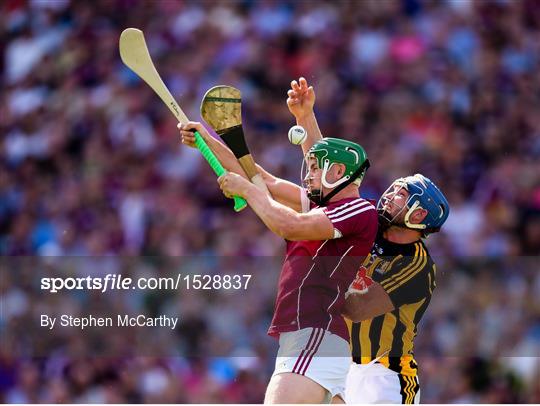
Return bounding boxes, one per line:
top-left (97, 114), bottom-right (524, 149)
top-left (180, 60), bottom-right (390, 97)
top-left (1, 0), bottom-right (539, 403)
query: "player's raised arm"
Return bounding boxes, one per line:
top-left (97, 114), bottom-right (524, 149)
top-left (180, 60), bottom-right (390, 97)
top-left (287, 77), bottom-right (323, 154)
top-left (256, 165), bottom-right (303, 213)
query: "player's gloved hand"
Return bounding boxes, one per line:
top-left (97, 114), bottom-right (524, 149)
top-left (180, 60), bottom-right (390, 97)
top-left (287, 77), bottom-right (315, 120)
top-left (345, 266), bottom-right (373, 299)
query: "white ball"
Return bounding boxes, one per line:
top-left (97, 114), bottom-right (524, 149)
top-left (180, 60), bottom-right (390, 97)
top-left (288, 125), bottom-right (307, 145)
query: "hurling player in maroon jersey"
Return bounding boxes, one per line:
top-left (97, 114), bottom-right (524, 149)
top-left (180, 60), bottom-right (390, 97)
top-left (180, 108), bottom-right (377, 402)
top-left (286, 78), bottom-right (450, 404)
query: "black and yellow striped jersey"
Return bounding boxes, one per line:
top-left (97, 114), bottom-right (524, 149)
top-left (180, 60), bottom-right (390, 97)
top-left (346, 230), bottom-right (436, 377)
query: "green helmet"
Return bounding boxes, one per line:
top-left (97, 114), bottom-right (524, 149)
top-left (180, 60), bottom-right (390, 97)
top-left (303, 137), bottom-right (370, 205)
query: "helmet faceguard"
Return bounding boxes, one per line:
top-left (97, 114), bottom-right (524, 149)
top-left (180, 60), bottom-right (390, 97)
top-left (377, 174), bottom-right (450, 236)
top-left (301, 138), bottom-right (370, 206)
top-left (301, 156), bottom-right (323, 205)
top-left (377, 180), bottom-right (410, 230)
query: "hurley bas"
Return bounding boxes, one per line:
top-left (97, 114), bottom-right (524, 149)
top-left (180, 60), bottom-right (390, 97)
top-left (41, 314), bottom-right (179, 330)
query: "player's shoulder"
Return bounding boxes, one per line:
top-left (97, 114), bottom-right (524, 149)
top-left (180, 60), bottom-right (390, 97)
top-left (378, 238), bottom-right (432, 275)
top-left (402, 241), bottom-right (436, 285)
top-left (379, 240), bottom-right (434, 294)
top-left (324, 197), bottom-right (377, 223)
top-left (399, 240), bottom-right (433, 269)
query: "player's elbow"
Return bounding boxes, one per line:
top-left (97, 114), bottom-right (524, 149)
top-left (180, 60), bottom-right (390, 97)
top-left (275, 225), bottom-right (299, 241)
top-left (283, 211), bottom-right (337, 241)
top-left (274, 226), bottom-right (290, 240)
top-left (344, 310), bottom-right (365, 323)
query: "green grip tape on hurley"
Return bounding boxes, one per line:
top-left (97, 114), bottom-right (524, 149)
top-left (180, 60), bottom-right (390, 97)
top-left (194, 131), bottom-right (247, 212)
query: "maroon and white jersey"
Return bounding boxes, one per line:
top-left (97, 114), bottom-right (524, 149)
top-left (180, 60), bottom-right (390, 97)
top-left (268, 195), bottom-right (378, 341)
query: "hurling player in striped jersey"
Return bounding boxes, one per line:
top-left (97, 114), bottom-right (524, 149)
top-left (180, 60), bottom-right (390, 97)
top-left (287, 77), bottom-right (449, 404)
top-left (179, 118), bottom-right (377, 401)
top-left (342, 173), bottom-right (449, 404)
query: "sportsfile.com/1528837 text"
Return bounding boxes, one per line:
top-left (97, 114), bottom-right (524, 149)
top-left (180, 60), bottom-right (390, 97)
top-left (40, 273), bottom-right (252, 293)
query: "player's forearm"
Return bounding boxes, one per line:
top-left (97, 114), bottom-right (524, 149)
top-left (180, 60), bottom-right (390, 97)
top-left (297, 111), bottom-right (323, 155)
top-left (203, 134), bottom-right (248, 179)
top-left (268, 178), bottom-right (302, 210)
top-left (243, 183), bottom-right (302, 239)
top-left (256, 165), bottom-right (302, 211)
top-left (342, 283), bottom-right (395, 322)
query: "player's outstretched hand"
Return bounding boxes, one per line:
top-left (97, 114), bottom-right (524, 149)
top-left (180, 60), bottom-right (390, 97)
top-left (178, 121), bottom-right (210, 148)
top-left (287, 77), bottom-right (315, 120)
top-left (218, 172), bottom-right (251, 199)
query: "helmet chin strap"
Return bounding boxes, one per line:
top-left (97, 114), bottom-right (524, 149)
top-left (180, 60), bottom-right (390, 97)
top-left (379, 200), bottom-right (426, 232)
top-left (310, 159), bottom-right (370, 206)
top-left (307, 188), bottom-right (323, 205)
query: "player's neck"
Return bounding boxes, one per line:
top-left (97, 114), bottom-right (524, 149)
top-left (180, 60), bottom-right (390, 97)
top-left (327, 185), bottom-right (359, 203)
top-left (383, 226), bottom-right (422, 244)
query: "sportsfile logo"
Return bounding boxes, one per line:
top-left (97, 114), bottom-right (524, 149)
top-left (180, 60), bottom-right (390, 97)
top-left (40, 274), bottom-right (170, 293)
top-left (41, 273), bottom-right (252, 293)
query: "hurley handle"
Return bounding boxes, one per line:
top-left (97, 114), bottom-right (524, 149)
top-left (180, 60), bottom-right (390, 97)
top-left (193, 131), bottom-right (247, 212)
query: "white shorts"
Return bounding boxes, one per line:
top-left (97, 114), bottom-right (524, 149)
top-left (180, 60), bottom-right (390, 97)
top-left (272, 327), bottom-right (351, 399)
top-left (345, 362), bottom-right (420, 404)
